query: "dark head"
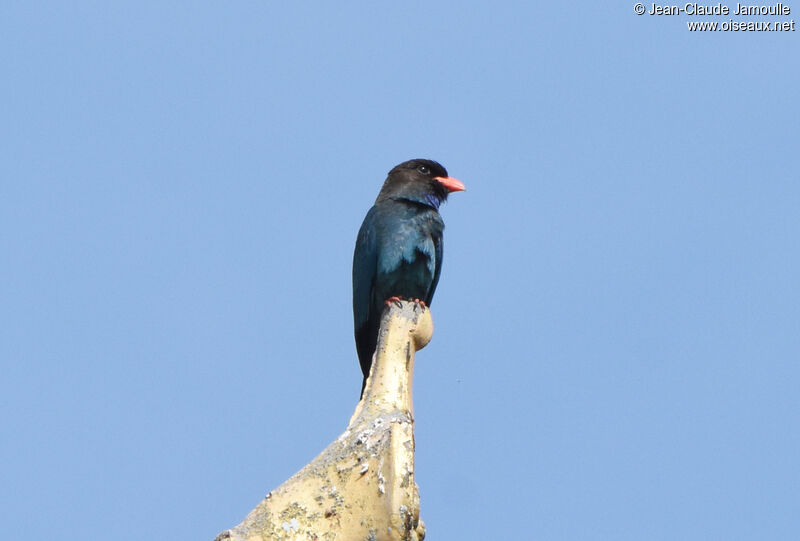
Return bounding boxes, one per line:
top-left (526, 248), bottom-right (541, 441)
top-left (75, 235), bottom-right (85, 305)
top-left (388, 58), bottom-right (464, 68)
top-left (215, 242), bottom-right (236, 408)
top-left (376, 159), bottom-right (465, 210)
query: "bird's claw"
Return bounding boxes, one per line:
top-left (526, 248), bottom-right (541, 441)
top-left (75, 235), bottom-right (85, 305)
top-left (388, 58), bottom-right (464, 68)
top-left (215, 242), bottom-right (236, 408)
top-left (384, 296), bottom-right (403, 308)
top-left (384, 296), bottom-right (427, 310)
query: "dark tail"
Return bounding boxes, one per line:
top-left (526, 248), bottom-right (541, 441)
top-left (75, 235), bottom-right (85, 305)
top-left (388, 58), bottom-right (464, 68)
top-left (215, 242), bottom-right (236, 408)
top-left (355, 319), bottom-right (378, 398)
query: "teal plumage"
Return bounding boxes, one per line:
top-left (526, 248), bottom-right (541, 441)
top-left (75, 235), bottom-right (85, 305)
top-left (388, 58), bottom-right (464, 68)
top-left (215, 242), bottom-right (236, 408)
top-left (352, 159), bottom-right (464, 395)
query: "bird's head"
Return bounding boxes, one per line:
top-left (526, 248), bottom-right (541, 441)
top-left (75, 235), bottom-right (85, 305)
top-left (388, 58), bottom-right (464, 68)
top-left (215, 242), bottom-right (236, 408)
top-left (376, 159), bottom-right (465, 210)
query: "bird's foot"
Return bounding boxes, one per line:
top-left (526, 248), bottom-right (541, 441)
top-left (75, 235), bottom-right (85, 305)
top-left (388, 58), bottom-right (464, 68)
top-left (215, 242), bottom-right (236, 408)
top-left (410, 298), bottom-right (427, 311)
top-left (384, 296), bottom-right (404, 308)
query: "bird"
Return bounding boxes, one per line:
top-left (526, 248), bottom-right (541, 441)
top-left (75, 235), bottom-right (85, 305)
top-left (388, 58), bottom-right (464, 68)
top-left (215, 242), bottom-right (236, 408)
top-left (352, 159), bottom-right (464, 395)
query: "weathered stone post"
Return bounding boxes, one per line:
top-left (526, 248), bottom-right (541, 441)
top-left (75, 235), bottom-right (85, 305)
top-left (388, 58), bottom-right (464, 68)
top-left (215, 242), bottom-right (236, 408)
top-left (216, 301), bottom-right (432, 541)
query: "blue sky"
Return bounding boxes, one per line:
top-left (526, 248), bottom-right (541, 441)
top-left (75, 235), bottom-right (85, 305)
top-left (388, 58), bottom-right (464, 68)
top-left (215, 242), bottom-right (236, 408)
top-left (2, 2), bottom-right (798, 539)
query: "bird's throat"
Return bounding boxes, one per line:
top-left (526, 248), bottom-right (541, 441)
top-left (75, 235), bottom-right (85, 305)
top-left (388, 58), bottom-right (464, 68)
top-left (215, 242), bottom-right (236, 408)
top-left (424, 193), bottom-right (442, 209)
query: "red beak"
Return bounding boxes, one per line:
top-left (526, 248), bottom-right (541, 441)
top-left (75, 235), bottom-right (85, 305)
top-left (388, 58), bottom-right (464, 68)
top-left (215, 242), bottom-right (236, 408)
top-left (434, 176), bottom-right (465, 193)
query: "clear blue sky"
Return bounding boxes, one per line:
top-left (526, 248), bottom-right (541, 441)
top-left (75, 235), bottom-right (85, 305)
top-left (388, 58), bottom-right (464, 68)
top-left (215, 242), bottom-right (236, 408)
top-left (2, 2), bottom-right (798, 539)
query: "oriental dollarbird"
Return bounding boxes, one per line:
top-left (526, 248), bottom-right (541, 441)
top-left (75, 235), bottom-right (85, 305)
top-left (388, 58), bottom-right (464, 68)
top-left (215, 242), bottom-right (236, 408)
top-left (352, 159), bottom-right (464, 395)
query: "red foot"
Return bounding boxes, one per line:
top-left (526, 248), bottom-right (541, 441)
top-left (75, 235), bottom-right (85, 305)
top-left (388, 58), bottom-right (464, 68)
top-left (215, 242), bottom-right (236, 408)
top-left (384, 297), bottom-right (428, 310)
top-left (384, 296), bottom-right (403, 307)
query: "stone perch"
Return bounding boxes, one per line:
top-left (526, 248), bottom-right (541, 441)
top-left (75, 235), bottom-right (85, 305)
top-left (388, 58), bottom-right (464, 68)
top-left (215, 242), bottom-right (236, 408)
top-left (215, 301), bottom-right (433, 541)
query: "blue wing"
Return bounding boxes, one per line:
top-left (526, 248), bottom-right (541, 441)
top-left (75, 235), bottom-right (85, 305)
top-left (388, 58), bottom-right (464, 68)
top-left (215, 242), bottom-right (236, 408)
top-left (353, 206), bottom-right (378, 331)
top-left (426, 230), bottom-right (443, 305)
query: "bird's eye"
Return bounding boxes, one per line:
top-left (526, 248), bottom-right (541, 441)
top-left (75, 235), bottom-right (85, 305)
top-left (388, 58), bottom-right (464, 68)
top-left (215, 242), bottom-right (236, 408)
top-left (417, 165), bottom-right (430, 174)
